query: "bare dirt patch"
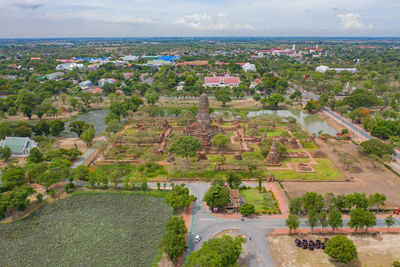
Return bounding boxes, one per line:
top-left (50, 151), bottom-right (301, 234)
top-left (56, 137), bottom-right (90, 154)
top-left (159, 98), bottom-right (263, 109)
top-left (283, 139), bottom-right (400, 207)
top-left (267, 233), bottom-right (400, 267)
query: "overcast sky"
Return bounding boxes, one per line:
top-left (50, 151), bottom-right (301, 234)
top-left (1, 0), bottom-right (399, 38)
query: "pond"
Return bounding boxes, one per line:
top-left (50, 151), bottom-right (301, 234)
top-left (60, 109), bottom-right (109, 138)
top-left (247, 109), bottom-right (337, 135)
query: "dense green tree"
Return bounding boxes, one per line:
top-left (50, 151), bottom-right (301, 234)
top-left (0, 166), bottom-right (25, 192)
top-left (161, 216), bottom-right (187, 265)
top-left (215, 89), bottom-right (232, 107)
top-left (69, 121), bottom-right (89, 137)
top-left (203, 185), bottom-right (230, 209)
top-left (328, 208), bottom-right (343, 232)
top-left (50, 120), bottom-right (65, 137)
top-left (212, 134), bottom-right (230, 151)
top-left (226, 173), bottom-right (241, 188)
top-left (80, 124), bottom-right (96, 147)
top-left (71, 165), bottom-right (89, 181)
top-left (167, 136), bottom-right (202, 159)
top-left (304, 100), bottom-right (322, 112)
top-left (306, 209), bottom-right (319, 234)
top-left (261, 94), bottom-right (284, 109)
top-left (27, 147), bottom-right (44, 163)
top-left (240, 203), bottom-right (255, 216)
top-left (166, 184), bottom-right (197, 212)
top-left (324, 235), bottom-right (357, 264)
top-left (286, 214), bottom-right (300, 235)
top-left (33, 121), bottom-right (50, 136)
top-left (184, 235), bottom-right (246, 267)
top-left (0, 146), bottom-right (12, 161)
top-left (144, 90), bottom-right (159, 105)
top-left (360, 139), bottom-right (394, 157)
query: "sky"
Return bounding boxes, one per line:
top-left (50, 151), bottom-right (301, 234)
top-left (1, 0), bottom-right (399, 38)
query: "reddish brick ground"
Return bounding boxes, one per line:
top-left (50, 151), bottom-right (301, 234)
top-left (271, 227), bottom-right (400, 235)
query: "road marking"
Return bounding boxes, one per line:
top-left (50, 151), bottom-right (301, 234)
top-left (200, 218), bottom-right (216, 221)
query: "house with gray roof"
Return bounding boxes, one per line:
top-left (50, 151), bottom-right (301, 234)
top-left (0, 137), bottom-right (37, 157)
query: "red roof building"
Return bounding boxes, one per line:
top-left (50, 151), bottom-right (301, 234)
top-left (204, 76), bottom-right (240, 87)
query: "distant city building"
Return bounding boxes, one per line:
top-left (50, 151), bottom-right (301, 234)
top-left (87, 88), bottom-right (103, 94)
top-left (1, 136), bottom-right (37, 157)
top-left (87, 63), bottom-right (102, 71)
top-left (120, 55), bottom-right (139, 61)
top-left (176, 60), bottom-right (208, 66)
top-left (44, 72), bottom-right (65, 80)
top-left (250, 78), bottom-right (262, 89)
top-left (242, 63), bottom-right (256, 72)
top-left (79, 80), bottom-right (92, 90)
top-left (123, 72), bottom-right (134, 79)
top-left (0, 75), bottom-right (18, 80)
top-left (143, 60), bottom-right (173, 68)
top-left (316, 65), bottom-right (357, 73)
top-left (56, 63), bottom-right (84, 71)
top-left (155, 55), bottom-right (180, 62)
top-left (98, 78), bottom-right (116, 87)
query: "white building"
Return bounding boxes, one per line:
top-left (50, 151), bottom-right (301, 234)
top-left (56, 63), bottom-right (84, 71)
top-left (177, 81), bottom-right (185, 91)
top-left (79, 80), bottom-right (92, 90)
top-left (242, 63), bottom-right (256, 72)
top-left (98, 78), bottom-right (116, 87)
top-left (316, 65), bottom-right (357, 73)
top-left (1, 137), bottom-right (37, 157)
top-left (121, 55), bottom-right (139, 61)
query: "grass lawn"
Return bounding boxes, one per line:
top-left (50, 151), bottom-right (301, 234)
top-left (269, 158), bottom-right (345, 181)
top-left (97, 165), bottom-right (137, 178)
top-left (0, 191), bottom-right (172, 267)
top-left (240, 188), bottom-right (277, 211)
top-left (301, 141), bottom-right (319, 151)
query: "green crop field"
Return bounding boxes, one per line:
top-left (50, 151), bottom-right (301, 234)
top-left (0, 191), bottom-right (172, 267)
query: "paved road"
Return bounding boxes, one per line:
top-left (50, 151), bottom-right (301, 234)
top-left (180, 182), bottom-right (398, 267)
top-left (71, 136), bottom-right (106, 168)
top-left (301, 90), bottom-right (400, 161)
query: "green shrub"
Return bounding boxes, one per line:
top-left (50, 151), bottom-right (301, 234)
top-left (394, 261), bottom-right (400, 267)
top-left (36, 193), bottom-right (43, 202)
top-left (325, 235), bottom-right (357, 264)
top-left (48, 188), bottom-right (56, 198)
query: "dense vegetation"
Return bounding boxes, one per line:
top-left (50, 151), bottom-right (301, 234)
top-left (0, 191), bottom-right (172, 266)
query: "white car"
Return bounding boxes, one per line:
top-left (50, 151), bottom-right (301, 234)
top-left (194, 235), bottom-right (202, 242)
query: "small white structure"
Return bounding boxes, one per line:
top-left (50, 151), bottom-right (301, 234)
top-left (177, 81), bottom-right (185, 91)
top-left (56, 63), bottom-right (84, 71)
top-left (0, 137), bottom-right (37, 157)
top-left (79, 80), bottom-right (92, 90)
top-left (98, 78), bottom-right (116, 87)
top-left (316, 65), bottom-right (330, 73)
top-left (316, 65), bottom-right (357, 73)
top-left (242, 63), bottom-right (256, 72)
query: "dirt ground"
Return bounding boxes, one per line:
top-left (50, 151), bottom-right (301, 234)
top-left (283, 139), bottom-right (400, 207)
top-left (267, 233), bottom-right (400, 267)
top-left (56, 137), bottom-right (90, 154)
top-left (159, 98), bottom-right (263, 109)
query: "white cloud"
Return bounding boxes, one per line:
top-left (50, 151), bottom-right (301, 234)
top-left (338, 13), bottom-right (373, 29)
top-left (172, 13), bottom-right (253, 31)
